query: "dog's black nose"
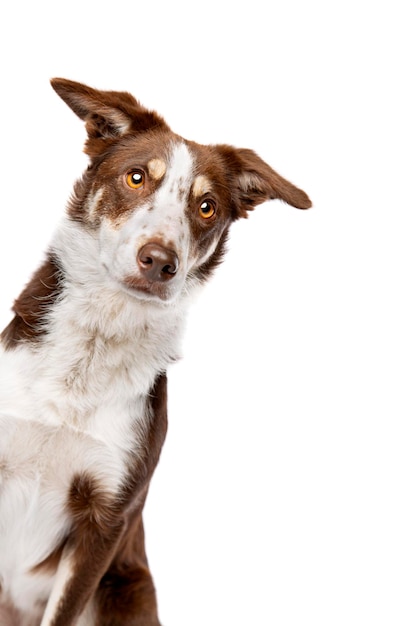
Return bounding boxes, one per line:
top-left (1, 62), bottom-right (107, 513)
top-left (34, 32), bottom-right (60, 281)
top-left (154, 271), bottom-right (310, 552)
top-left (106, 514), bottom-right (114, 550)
top-left (137, 243), bottom-right (179, 282)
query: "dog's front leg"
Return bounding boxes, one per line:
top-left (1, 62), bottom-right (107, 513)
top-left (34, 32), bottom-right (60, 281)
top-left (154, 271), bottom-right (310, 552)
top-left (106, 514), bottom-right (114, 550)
top-left (40, 374), bottom-right (169, 626)
top-left (40, 518), bottom-right (125, 626)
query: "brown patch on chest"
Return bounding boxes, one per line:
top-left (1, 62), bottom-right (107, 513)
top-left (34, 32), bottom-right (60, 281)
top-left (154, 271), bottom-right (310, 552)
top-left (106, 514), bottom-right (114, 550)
top-left (0, 253), bottom-right (63, 350)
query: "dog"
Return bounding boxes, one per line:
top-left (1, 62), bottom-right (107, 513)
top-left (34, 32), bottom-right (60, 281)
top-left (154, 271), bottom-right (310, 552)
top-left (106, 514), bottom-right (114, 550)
top-left (0, 78), bottom-right (311, 625)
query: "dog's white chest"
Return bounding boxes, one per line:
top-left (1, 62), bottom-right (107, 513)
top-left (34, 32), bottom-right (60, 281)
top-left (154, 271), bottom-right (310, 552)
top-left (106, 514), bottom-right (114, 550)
top-left (0, 293), bottom-right (184, 613)
top-left (0, 362), bottom-right (147, 613)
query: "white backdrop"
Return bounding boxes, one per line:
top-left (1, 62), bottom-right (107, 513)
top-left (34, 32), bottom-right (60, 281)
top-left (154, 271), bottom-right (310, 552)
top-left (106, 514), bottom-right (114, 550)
top-left (1, 2), bottom-right (416, 624)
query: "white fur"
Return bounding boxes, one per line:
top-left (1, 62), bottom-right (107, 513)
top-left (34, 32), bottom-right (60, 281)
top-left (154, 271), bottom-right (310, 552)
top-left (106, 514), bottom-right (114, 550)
top-left (0, 141), bottom-right (205, 619)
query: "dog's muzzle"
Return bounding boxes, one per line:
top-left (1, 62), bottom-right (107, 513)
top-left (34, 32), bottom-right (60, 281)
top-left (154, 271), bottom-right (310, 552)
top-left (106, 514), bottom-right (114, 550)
top-left (137, 242), bottom-right (179, 283)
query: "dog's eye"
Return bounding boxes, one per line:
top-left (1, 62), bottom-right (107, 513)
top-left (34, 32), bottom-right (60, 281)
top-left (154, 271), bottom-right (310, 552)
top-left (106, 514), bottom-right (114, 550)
top-left (126, 171), bottom-right (145, 189)
top-left (199, 200), bottom-right (216, 219)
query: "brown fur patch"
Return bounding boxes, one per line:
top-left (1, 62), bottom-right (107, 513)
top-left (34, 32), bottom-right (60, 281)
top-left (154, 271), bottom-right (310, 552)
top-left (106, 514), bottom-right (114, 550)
top-left (51, 78), bottom-right (169, 159)
top-left (214, 144), bottom-right (312, 214)
top-left (95, 513), bottom-right (161, 626)
top-left (46, 475), bottom-right (124, 626)
top-left (68, 473), bottom-right (119, 535)
top-left (0, 253), bottom-right (63, 350)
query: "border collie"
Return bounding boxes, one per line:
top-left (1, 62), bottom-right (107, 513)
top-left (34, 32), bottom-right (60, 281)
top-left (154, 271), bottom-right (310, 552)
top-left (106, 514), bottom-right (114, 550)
top-left (0, 79), bottom-right (311, 625)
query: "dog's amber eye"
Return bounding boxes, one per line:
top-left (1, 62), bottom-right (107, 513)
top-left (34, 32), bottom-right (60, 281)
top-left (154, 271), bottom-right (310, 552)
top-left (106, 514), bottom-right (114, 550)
top-left (199, 200), bottom-right (216, 219)
top-left (126, 171), bottom-right (145, 189)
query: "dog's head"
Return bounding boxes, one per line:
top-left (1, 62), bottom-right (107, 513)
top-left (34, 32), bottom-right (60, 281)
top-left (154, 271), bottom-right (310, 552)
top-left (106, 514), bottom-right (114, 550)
top-left (51, 79), bottom-right (311, 304)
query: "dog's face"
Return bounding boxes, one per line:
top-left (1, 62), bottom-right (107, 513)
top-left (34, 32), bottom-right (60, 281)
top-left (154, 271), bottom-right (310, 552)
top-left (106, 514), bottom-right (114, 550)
top-left (52, 79), bottom-right (311, 303)
top-left (77, 134), bottom-right (238, 303)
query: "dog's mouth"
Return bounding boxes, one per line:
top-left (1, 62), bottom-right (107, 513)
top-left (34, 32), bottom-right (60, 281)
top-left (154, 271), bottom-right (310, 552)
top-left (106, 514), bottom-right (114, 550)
top-left (122, 275), bottom-right (178, 302)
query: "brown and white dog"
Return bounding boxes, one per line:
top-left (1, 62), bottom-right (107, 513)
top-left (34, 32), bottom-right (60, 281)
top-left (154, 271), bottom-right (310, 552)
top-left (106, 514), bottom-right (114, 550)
top-left (0, 79), bottom-right (311, 625)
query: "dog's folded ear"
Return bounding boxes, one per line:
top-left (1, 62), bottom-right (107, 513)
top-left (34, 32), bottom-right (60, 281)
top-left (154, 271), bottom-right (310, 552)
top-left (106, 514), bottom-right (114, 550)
top-left (50, 78), bottom-right (168, 157)
top-left (216, 145), bottom-right (312, 215)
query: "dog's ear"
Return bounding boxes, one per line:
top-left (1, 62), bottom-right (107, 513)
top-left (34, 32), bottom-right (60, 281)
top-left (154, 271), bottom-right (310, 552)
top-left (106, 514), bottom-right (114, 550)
top-left (50, 78), bottom-right (169, 157)
top-left (217, 145), bottom-right (311, 216)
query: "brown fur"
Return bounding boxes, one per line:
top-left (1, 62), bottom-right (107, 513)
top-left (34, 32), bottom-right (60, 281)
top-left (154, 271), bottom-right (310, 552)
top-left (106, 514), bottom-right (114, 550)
top-left (1, 254), bottom-right (63, 349)
top-left (51, 78), bottom-right (169, 159)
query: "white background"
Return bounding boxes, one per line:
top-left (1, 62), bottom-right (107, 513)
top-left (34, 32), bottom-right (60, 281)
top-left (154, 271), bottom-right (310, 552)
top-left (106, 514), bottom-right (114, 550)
top-left (1, 2), bottom-right (416, 624)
